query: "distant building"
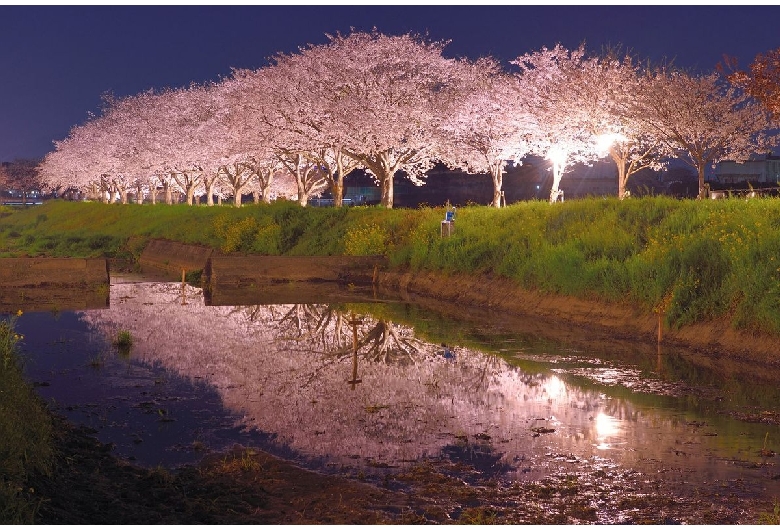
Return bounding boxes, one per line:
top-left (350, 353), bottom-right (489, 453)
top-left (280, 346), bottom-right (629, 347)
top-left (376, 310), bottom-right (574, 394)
top-left (715, 154), bottom-right (780, 185)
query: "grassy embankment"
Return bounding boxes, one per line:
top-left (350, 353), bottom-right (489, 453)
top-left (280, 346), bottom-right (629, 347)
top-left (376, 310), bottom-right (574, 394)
top-left (2, 197), bottom-right (779, 335)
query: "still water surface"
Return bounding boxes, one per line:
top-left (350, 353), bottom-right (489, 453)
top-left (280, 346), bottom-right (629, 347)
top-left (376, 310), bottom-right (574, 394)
top-left (14, 276), bottom-right (780, 494)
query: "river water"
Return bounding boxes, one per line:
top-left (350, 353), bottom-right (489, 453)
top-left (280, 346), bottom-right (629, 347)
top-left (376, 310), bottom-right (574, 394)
top-left (12, 276), bottom-right (780, 500)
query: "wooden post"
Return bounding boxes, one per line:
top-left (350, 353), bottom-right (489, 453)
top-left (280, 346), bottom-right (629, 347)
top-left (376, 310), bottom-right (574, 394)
top-left (181, 269), bottom-right (187, 306)
top-left (347, 313), bottom-right (363, 390)
top-left (657, 312), bottom-right (663, 343)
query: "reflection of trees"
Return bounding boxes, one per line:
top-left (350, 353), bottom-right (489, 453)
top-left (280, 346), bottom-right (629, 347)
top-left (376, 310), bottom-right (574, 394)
top-left (340, 318), bottom-right (423, 365)
top-left (277, 304), bottom-right (344, 346)
top-left (76, 282), bottom-right (735, 480)
top-left (232, 303), bottom-right (427, 366)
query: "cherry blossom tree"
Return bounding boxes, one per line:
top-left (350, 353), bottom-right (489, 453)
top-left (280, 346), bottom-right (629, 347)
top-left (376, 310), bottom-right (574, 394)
top-left (512, 45), bottom-right (605, 203)
top-left (257, 45), bottom-right (365, 207)
top-left (97, 94), bottom-right (157, 204)
top-left (286, 31), bottom-right (471, 208)
top-left (149, 85), bottom-right (219, 205)
top-left (39, 136), bottom-right (90, 198)
top-left (439, 59), bottom-right (535, 207)
top-left (568, 49), bottom-right (664, 199)
top-left (217, 162), bottom-right (254, 207)
top-left (242, 155), bottom-right (296, 204)
top-left (638, 69), bottom-right (775, 198)
top-left (40, 112), bottom-right (125, 203)
top-left (3, 158), bottom-right (42, 203)
top-left (216, 68), bottom-right (307, 205)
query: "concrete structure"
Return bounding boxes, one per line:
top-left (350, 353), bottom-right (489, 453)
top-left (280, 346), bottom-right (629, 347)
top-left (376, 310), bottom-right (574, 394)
top-left (715, 155), bottom-right (780, 185)
top-left (0, 257), bottom-right (109, 312)
top-left (138, 239), bottom-right (214, 278)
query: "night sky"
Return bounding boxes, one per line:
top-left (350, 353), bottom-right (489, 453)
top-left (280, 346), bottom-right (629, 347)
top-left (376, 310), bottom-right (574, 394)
top-left (2, 4), bottom-right (779, 162)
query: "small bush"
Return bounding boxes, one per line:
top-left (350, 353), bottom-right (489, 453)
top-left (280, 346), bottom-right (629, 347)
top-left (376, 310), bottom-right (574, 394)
top-left (113, 330), bottom-right (133, 348)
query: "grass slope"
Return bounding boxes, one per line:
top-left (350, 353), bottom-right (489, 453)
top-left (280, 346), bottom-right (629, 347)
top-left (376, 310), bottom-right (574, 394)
top-left (2, 197), bottom-right (780, 334)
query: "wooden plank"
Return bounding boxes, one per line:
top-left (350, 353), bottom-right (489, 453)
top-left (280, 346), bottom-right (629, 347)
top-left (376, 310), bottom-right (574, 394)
top-left (206, 255), bottom-right (387, 287)
top-left (0, 258), bottom-right (108, 288)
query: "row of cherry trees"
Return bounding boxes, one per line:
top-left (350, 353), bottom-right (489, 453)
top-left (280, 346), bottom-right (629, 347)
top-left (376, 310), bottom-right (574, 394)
top-left (38, 31), bottom-right (778, 207)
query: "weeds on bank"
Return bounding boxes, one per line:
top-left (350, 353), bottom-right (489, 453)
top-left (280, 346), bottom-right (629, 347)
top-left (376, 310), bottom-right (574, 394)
top-left (213, 449), bottom-right (262, 474)
top-left (758, 499), bottom-right (780, 524)
top-left (0, 312), bottom-right (53, 523)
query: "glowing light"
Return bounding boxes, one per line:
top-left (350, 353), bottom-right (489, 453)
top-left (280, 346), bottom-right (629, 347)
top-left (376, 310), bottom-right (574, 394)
top-left (596, 133), bottom-right (626, 155)
top-left (546, 145), bottom-right (568, 167)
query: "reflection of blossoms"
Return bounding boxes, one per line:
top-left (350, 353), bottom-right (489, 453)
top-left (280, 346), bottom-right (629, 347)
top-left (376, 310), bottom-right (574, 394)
top-left (77, 282), bottom-right (681, 477)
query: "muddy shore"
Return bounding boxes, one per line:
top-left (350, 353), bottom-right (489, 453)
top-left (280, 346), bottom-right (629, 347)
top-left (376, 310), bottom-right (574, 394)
top-left (25, 415), bottom-right (779, 525)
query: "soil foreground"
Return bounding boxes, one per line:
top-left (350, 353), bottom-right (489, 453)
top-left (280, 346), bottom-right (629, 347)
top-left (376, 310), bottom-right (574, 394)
top-left (18, 270), bottom-right (780, 524)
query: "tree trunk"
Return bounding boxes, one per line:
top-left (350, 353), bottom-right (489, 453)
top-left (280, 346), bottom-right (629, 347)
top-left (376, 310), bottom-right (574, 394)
top-left (165, 184), bottom-right (172, 205)
top-left (380, 175), bottom-right (393, 208)
top-left (253, 191), bottom-right (260, 204)
top-left (491, 165), bottom-right (504, 208)
top-left (101, 180), bottom-right (110, 204)
top-left (549, 160), bottom-right (565, 204)
top-left (332, 181), bottom-right (344, 207)
top-left (697, 161), bottom-right (707, 199)
top-left (617, 164), bottom-right (628, 200)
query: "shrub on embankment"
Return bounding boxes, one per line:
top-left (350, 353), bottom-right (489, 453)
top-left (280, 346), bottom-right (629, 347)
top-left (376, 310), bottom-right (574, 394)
top-left (1, 197), bottom-right (780, 335)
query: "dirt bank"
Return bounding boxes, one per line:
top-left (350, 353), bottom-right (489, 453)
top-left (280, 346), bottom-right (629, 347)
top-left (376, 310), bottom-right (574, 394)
top-left (24, 416), bottom-right (776, 525)
top-left (377, 269), bottom-right (780, 369)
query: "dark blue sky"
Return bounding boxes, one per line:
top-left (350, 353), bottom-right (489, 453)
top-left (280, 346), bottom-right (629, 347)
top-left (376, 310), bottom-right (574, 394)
top-left (2, 5), bottom-right (779, 162)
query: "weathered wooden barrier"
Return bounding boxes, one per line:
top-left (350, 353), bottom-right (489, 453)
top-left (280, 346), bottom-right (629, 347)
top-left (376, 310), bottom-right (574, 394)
top-left (138, 239), bottom-right (214, 278)
top-left (0, 257), bottom-right (108, 288)
top-left (205, 255), bottom-right (386, 285)
top-left (203, 255), bottom-right (387, 306)
top-left (0, 257), bottom-right (109, 312)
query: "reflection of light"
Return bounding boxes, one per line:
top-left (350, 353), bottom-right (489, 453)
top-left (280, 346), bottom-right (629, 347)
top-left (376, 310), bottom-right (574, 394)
top-left (543, 375), bottom-right (565, 400)
top-left (594, 412), bottom-right (620, 450)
